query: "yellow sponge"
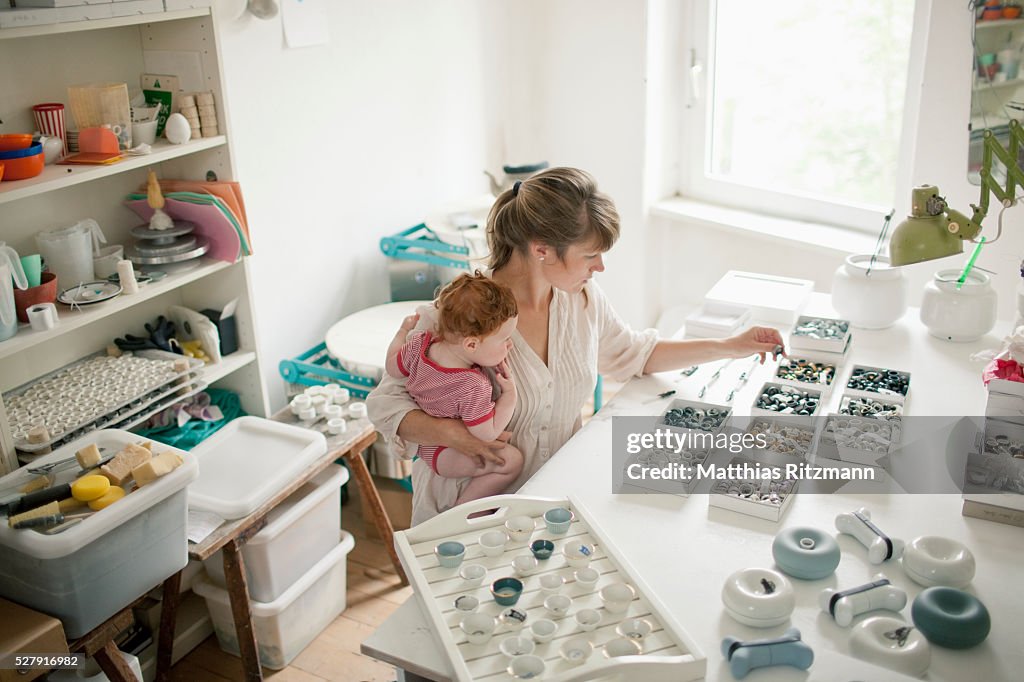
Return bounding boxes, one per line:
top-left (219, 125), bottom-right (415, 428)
top-left (88, 486), bottom-right (126, 511)
top-left (71, 475), bottom-right (110, 502)
top-left (8, 501), bottom-right (60, 528)
top-left (132, 452), bottom-right (184, 488)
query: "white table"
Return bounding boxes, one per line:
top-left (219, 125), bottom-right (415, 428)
top-left (362, 299), bottom-right (1024, 681)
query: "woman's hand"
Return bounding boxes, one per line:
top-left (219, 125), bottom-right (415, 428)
top-left (728, 326), bottom-right (785, 363)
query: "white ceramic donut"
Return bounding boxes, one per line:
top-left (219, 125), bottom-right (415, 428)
top-left (850, 616), bottom-right (930, 678)
top-left (902, 536), bottom-right (976, 588)
top-left (722, 567), bottom-right (796, 627)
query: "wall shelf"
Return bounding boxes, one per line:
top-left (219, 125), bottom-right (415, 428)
top-left (975, 18), bottom-right (1024, 31)
top-left (203, 350), bottom-right (257, 385)
top-left (973, 78), bottom-right (1024, 93)
top-left (0, 137), bottom-right (226, 205)
top-left (0, 8), bottom-right (209, 41)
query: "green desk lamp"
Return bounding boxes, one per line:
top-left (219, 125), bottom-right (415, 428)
top-left (890, 119), bottom-right (1024, 265)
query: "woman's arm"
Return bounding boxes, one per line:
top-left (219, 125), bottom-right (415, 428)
top-left (399, 410), bottom-right (509, 465)
top-left (642, 326), bottom-right (785, 374)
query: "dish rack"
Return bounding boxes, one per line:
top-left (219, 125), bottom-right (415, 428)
top-left (4, 350), bottom-right (203, 454)
top-left (395, 495), bottom-right (705, 681)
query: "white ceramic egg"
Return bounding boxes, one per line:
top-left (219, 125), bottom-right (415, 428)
top-left (164, 113), bottom-right (191, 145)
top-left (41, 136), bottom-right (64, 164)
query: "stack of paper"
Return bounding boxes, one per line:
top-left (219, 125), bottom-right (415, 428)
top-left (125, 180), bottom-right (251, 263)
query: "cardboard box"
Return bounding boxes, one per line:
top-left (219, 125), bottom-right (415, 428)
top-left (358, 474), bottom-right (412, 539)
top-left (0, 598), bottom-right (68, 682)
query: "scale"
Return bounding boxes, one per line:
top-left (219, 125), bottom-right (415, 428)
top-left (126, 220), bottom-right (209, 266)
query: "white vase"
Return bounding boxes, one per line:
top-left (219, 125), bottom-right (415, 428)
top-left (920, 269), bottom-right (997, 342)
top-left (831, 255), bottom-right (908, 329)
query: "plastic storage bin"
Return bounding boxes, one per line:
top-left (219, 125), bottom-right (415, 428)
top-left (204, 464), bottom-right (348, 602)
top-left (0, 430), bottom-right (196, 638)
top-left (194, 531), bottom-right (355, 670)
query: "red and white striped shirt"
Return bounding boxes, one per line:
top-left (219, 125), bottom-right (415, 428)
top-left (397, 331), bottom-right (495, 469)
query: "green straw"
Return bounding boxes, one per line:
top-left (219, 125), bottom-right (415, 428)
top-left (957, 237), bottom-right (986, 290)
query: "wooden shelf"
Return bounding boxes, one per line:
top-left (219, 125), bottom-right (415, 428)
top-left (0, 259), bottom-right (234, 361)
top-left (0, 137), bottom-right (226, 205)
top-left (976, 18), bottom-right (1024, 31)
top-left (0, 8), bottom-right (209, 41)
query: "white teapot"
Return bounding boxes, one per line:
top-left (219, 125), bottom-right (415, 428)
top-left (483, 162), bottom-right (549, 197)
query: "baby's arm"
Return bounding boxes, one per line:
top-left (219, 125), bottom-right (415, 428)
top-left (466, 361), bottom-right (517, 442)
top-left (384, 313), bottom-right (420, 379)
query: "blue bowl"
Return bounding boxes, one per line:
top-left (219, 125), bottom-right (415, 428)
top-left (544, 507), bottom-right (573, 534)
top-left (0, 143), bottom-right (43, 160)
top-left (491, 577), bottom-right (524, 606)
top-left (530, 539), bottom-right (555, 561)
top-left (434, 541), bottom-right (466, 568)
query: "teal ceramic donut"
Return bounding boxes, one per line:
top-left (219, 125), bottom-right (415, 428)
top-left (912, 587), bottom-right (990, 649)
top-left (772, 527), bottom-right (841, 580)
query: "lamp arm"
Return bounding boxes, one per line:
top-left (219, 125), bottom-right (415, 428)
top-left (975, 120), bottom-right (1024, 227)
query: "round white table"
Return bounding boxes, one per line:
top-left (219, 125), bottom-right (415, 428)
top-left (324, 301), bottom-right (428, 381)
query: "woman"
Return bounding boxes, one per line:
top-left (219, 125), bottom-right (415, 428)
top-left (367, 167), bottom-right (783, 525)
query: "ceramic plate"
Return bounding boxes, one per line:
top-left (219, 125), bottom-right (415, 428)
top-left (57, 281), bottom-right (123, 306)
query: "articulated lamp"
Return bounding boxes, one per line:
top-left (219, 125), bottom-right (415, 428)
top-left (890, 119), bottom-right (1024, 266)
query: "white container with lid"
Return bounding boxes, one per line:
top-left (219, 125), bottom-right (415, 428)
top-left (194, 531), bottom-right (355, 670)
top-left (920, 269), bottom-right (997, 342)
top-left (204, 464), bottom-right (348, 602)
top-left (187, 416), bottom-right (327, 519)
top-left (0, 429), bottom-right (196, 638)
top-left (831, 254), bottom-right (909, 330)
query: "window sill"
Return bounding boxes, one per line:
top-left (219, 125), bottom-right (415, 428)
top-left (650, 197), bottom-right (879, 256)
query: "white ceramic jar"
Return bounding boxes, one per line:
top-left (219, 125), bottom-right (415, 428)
top-left (920, 269), bottom-right (997, 342)
top-left (831, 255), bottom-right (908, 329)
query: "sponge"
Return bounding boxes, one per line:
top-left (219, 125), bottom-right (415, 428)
top-left (71, 475), bottom-right (110, 502)
top-left (88, 486), bottom-right (126, 511)
top-left (75, 443), bottom-right (103, 469)
top-left (7, 501), bottom-right (60, 528)
top-left (99, 443), bottom-right (151, 486)
top-left (132, 451), bottom-right (184, 487)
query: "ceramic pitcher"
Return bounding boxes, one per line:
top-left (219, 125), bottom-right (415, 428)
top-left (0, 242), bottom-right (28, 342)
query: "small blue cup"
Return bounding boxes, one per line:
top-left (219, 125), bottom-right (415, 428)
top-left (544, 507), bottom-right (573, 534)
top-left (530, 539), bottom-right (555, 561)
top-left (491, 577), bottom-right (524, 606)
top-left (434, 541), bottom-right (466, 568)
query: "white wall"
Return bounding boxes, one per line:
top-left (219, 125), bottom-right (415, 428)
top-left (214, 1), bottom-right (498, 408)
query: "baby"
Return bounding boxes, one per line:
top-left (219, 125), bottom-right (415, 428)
top-left (385, 272), bottom-right (524, 507)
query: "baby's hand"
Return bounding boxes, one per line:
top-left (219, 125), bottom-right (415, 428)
top-left (399, 313), bottom-right (420, 333)
top-left (495, 361), bottom-right (516, 398)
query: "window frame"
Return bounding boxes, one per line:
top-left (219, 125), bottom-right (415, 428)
top-left (679, 0), bottom-right (922, 234)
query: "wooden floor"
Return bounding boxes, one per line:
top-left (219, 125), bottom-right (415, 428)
top-left (170, 481), bottom-right (411, 682)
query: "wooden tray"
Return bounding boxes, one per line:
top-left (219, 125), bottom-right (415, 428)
top-left (395, 495), bottom-right (705, 681)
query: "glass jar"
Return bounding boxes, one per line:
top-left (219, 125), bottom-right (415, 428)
top-left (831, 254), bottom-right (909, 329)
top-left (920, 269), bottom-right (997, 342)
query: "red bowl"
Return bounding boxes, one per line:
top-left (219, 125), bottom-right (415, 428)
top-left (0, 143), bottom-right (44, 181)
top-left (0, 134), bottom-right (34, 152)
top-left (13, 272), bottom-right (58, 324)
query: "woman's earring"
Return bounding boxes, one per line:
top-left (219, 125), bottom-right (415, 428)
top-left (539, 256), bottom-right (545, 262)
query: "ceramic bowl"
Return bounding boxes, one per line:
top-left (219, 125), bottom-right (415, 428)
top-left (772, 527), bottom-right (841, 580)
top-left (616, 618), bottom-right (653, 640)
top-left (507, 654), bottom-right (546, 680)
top-left (560, 636), bottom-right (594, 666)
top-left (563, 542), bottom-right (596, 568)
top-left (491, 577), bottom-right (524, 606)
top-left (850, 616), bottom-right (931, 677)
top-left (721, 567), bottom-right (795, 627)
top-left (459, 614), bottom-right (497, 645)
top-left (539, 573), bottom-right (565, 594)
top-left (479, 530), bottom-right (508, 557)
top-left (575, 608), bottom-right (601, 632)
top-left (505, 515), bottom-right (535, 543)
top-left (530, 618), bottom-right (558, 643)
top-left (600, 582), bottom-right (636, 614)
top-left (902, 536), bottom-right (976, 588)
top-left (912, 587), bottom-right (990, 649)
top-left (434, 541), bottom-right (466, 568)
top-left (454, 595), bottom-right (479, 613)
top-left (544, 506), bottom-right (574, 534)
top-left (459, 563), bottom-right (486, 586)
top-left (574, 566), bottom-right (600, 591)
top-left (544, 594), bottom-right (572, 617)
top-left (530, 539), bottom-right (555, 561)
top-left (512, 554), bottom-right (538, 577)
top-left (604, 637), bottom-right (642, 658)
top-left (499, 636), bottom-right (535, 658)
top-left (499, 607), bottom-right (529, 630)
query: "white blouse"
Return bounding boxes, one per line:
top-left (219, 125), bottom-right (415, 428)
top-left (366, 280), bottom-right (658, 525)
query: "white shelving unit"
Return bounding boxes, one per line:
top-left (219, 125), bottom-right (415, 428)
top-left (0, 9), bottom-right (270, 473)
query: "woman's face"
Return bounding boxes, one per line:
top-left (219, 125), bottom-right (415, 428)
top-left (544, 241), bottom-right (607, 293)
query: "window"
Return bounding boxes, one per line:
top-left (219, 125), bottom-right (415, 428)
top-left (682, 1), bottom-right (917, 231)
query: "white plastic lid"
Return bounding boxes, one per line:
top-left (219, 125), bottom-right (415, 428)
top-left (187, 416), bottom-right (326, 519)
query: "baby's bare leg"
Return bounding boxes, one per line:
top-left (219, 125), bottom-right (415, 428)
top-left (435, 443), bottom-right (524, 505)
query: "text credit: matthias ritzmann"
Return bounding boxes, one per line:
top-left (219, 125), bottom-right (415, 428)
top-left (625, 461), bottom-right (877, 482)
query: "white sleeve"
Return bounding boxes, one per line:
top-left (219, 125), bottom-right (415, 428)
top-left (589, 281), bottom-right (659, 382)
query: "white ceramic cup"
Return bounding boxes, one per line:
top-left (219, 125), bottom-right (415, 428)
top-left (479, 530), bottom-right (508, 557)
top-left (322, 404), bottom-right (343, 420)
top-left (290, 394), bottom-right (311, 415)
top-left (92, 245), bottom-right (124, 279)
top-left (348, 401), bottom-right (368, 419)
top-left (600, 582), bottom-right (636, 614)
top-left (327, 417), bottom-right (347, 435)
top-left (460, 614), bottom-right (497, 645)
top-left (131, 119), bottom-right (158, 146)
top-left (27, 302), bottom-right (58, 331)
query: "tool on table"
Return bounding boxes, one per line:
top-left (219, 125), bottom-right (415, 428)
top-left (10, 512), bottom-right (92, 530)
top-left (726, 357), bottom-right (761, 403)
top-left (1, 483), bottom-right (72, 516)
top-left (27, 449), bottom-right (113, 476)
top-left (698, 359), bottom-right (735, 399)
top-left (643, 389), bottom-right (677, 404)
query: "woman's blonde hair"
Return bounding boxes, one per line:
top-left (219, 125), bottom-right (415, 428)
top-left (485, 167), bottom-right (619, 270)
top-left (435, 272), bottom-right (518, 341)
